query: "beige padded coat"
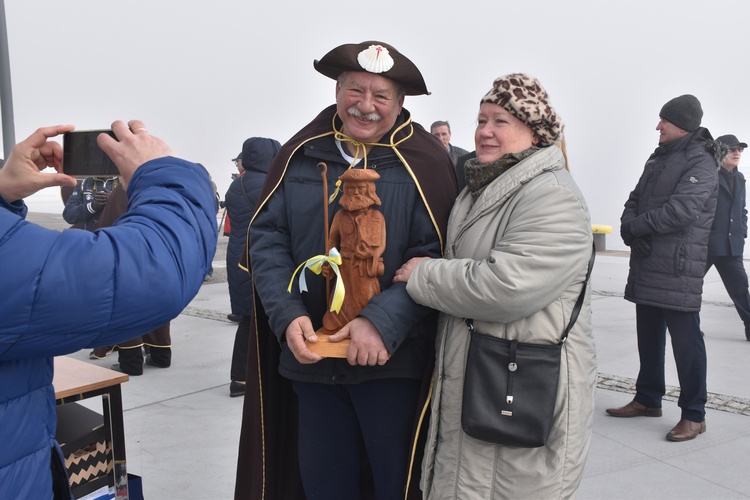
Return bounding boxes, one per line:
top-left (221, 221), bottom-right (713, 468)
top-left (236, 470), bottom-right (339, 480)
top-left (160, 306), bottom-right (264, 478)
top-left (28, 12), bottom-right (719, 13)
top-left (406, 146), bottom-right (597, 500)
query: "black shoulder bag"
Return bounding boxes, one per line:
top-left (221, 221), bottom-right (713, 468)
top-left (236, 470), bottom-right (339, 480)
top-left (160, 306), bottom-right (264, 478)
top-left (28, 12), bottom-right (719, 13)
top-left (461, 245), bottom-right (595, 448)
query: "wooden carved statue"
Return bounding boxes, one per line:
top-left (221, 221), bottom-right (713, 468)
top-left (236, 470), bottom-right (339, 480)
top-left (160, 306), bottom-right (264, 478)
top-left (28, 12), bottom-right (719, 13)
top-left (287, 166), bottom-right (387, 357)
top-left (321, 168), bottom-right (386, 333)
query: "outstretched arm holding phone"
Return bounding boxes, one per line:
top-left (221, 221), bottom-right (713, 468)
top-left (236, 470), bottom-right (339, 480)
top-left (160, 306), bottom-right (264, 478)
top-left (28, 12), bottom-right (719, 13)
top-left (0, 119), bottom-right (170, 202)
top-left (0, 119), bottom-right (216, 500)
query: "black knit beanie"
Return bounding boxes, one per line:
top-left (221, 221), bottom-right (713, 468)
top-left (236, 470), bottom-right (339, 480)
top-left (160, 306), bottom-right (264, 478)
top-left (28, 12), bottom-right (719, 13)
top-left (659, 94), bottom-right (703, 132)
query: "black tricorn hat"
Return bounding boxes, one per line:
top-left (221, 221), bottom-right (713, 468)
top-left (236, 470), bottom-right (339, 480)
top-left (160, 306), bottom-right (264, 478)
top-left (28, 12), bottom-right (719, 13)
top-left (313, 40), bottom-right (429, 96)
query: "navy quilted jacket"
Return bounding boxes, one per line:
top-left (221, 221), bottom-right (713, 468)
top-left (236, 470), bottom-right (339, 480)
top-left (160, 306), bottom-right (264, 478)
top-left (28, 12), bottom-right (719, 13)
top-left (622, 128), bottom-right (719, 311)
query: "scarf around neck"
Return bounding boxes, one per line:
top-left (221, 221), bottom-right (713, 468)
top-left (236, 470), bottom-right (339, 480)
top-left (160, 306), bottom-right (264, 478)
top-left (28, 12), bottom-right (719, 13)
top-left (464, 147), bottom-right (539, 200)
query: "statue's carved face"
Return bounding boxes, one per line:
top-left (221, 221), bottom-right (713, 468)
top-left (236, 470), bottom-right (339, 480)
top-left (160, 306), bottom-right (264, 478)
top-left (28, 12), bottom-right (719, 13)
top-left (340, 181), bottom-right (380, 211)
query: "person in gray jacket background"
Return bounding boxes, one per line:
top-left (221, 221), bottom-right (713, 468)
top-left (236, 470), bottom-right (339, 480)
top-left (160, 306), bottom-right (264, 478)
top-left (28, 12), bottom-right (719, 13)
top-left (607, 94), bottom-right (720, 443)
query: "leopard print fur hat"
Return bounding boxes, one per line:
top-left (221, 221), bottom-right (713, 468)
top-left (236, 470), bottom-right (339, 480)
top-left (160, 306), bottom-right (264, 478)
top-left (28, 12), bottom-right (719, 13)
top-left (480, 73), bottom-right (563, 147)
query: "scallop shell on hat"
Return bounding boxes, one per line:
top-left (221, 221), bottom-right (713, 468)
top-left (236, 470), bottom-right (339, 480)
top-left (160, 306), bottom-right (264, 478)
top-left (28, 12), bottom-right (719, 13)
top-left (357, 45), bottom-right (394, 74)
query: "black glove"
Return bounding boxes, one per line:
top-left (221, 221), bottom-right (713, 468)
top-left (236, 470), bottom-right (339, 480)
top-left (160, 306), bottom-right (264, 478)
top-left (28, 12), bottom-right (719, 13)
top-left (92, 191), bottom-right (110, 211)
top-left (630, 236), bottom-right (652, 258)
top-left (620, 224), bottom-right (634, 245)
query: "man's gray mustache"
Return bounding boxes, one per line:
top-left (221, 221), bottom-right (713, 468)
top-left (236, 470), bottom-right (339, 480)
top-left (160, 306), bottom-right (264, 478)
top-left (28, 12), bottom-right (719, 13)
top-left (347, 108), bottom-right (381, 122)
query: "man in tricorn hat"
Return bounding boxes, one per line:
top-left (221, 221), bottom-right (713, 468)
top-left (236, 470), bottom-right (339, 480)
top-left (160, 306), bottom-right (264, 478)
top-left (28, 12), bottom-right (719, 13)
top-left (235, 41), bottom-right (457, 499)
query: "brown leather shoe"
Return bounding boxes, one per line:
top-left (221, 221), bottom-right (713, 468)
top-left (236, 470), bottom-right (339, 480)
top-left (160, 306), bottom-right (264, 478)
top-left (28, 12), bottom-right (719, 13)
top-left (606, 400), bottom-right (662, 418)
top-left (666, 419), bottom-right (706, 441)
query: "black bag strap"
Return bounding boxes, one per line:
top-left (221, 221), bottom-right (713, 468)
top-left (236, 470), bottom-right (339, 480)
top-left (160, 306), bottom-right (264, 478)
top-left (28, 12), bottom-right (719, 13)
top-left (467, 241), bottom-right (596, 344)
top-left (560, 241), bottom-right (596, 342)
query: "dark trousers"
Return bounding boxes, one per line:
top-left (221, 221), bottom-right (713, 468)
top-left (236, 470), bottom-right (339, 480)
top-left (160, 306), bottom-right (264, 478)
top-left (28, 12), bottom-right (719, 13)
top-left (292, 378), bottom-right (421, 500)
top-left (634, 304), bottom-right (707, 422)
top-left (118, 323), bottom-right (172, 375)
top-left (230, 315), bottom-right (252, 382)
top-left (705, 255), bottom-right (750, 327)
top-left (118, 345), bottom-right (171, 375)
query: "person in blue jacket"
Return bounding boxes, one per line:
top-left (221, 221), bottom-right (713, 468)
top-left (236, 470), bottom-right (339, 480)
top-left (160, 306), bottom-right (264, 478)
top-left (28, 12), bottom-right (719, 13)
top-left (0, 121), bottom-right (217, 499)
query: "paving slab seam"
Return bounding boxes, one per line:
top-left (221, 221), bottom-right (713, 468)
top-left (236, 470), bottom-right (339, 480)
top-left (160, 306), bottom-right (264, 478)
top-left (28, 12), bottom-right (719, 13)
top-left (121, 384), bottom-right (234, 413)
top-left (598, 373), bottom-right (750, 416)
top-left (181, 306), bottom-right (235, 323)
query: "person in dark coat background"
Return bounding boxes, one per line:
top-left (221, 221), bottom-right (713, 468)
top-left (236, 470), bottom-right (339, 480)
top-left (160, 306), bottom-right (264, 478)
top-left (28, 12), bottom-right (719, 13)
top-left (704, 134), bottom-right (750, 341)
top-left (225, 137), bottom-right (280, 397)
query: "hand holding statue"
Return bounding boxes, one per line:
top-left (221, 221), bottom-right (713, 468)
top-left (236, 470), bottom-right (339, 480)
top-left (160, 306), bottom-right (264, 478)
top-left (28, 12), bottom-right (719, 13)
top-left (328, 317), bottom-right (390, 366)
top-left (284, 315), bottom-right (323, 364)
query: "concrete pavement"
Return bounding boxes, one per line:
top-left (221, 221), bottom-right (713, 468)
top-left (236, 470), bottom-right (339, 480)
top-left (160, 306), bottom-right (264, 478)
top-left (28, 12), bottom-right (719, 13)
top-left (579, 254), bottom-right (750, 499)
top-left (27, 213), bottom-right (750, 499)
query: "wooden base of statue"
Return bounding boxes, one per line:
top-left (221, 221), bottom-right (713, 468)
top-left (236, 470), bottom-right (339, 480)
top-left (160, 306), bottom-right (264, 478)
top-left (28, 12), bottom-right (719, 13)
top-left (306, 327), bottom-right (350, 358)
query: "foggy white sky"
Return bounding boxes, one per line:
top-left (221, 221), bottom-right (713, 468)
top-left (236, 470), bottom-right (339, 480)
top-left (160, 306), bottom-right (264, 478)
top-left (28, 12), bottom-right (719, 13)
top-left (3, 0), bottom-right (749, 251)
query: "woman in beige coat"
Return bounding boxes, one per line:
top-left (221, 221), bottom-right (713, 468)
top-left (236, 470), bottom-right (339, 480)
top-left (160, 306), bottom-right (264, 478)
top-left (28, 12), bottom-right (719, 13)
top-left (394, 74), bottom-right (596, 499)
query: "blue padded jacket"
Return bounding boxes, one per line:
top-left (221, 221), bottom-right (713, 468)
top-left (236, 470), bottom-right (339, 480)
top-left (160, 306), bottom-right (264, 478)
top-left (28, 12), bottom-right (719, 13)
top-left (0, 157), bottom-right (217, 499)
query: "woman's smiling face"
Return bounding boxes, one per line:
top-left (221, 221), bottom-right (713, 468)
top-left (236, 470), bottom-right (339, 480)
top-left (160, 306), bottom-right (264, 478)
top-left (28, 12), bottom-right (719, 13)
top-left (474, 102), bottom-right (537, 164)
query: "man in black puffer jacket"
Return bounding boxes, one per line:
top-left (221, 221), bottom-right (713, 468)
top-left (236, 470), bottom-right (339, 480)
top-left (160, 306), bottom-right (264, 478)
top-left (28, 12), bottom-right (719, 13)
top-left (607, 94), bottom-right (720, 443)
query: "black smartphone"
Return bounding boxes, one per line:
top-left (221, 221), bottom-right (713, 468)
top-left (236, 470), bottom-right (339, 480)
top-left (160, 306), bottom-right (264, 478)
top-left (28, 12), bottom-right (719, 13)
top-left (62, 130), bottom-right (120, 177)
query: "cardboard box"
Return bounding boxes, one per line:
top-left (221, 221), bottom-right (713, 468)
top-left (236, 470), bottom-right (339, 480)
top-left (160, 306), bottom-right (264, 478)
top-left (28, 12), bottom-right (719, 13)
top-left (56, 403), bottom-right (112, 498)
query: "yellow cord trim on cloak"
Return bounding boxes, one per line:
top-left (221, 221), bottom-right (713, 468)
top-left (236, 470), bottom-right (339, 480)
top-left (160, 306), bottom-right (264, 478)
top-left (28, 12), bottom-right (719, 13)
top-left (331, 111), bottom-right (446, 251)
top-left (328, 112), bottom-right (414, 203)
top-left (391, 144), bottom-right (445, 252)
top-left (405, 374), bottom-right (434, 499)
top-left (248, 130), bottom-right (336, 231)
top-left (287, 247), bottom-right (345, 313)
top-left (250, 280), bottom-right (268, 499)
top-left (243, 130), bottom-right (336, 275)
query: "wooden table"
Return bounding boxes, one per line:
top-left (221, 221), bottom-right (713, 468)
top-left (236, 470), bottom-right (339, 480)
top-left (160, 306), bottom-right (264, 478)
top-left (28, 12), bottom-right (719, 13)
top-left (54, 356), bottom-right (130, 500)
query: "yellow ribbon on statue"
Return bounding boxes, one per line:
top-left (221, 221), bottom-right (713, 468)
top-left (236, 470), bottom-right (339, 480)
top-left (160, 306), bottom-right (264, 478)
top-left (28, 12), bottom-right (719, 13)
top-left (287, 247), bottom-right (346, 313)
